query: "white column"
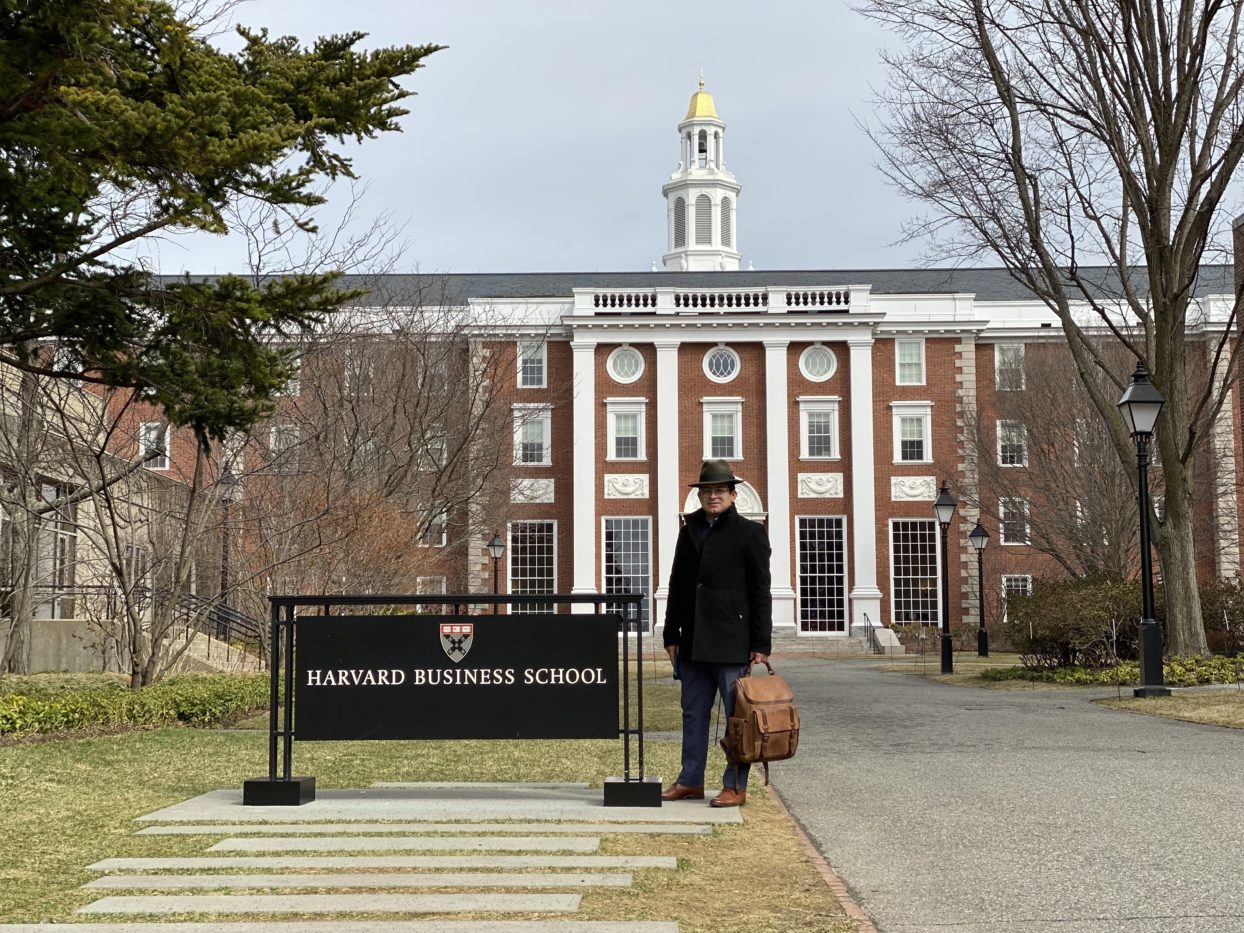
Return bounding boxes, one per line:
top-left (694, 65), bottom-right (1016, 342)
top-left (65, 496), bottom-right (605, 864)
top-left (653, 340), bottom-right (681, 630)
top-left (848, 337), bottom-right (883, 629)
top-left (570, 340), bottom-right (597, 610)
top-left (764, 340), bottom-right (796, 631)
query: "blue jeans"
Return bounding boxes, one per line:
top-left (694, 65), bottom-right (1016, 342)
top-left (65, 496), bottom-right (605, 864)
top-left (676, 658), bottom-right (752, 791)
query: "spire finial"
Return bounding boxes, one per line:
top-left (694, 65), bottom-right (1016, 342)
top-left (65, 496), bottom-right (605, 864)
top-left (698, 67), bottom-right (705, 90)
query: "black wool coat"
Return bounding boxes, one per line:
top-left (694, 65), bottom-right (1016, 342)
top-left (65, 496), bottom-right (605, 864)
top-left (662, 504), bottom-right (772, 664)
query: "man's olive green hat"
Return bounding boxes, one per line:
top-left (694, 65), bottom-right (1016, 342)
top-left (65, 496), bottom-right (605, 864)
top-left (689, 459), bottom-right (743, 487)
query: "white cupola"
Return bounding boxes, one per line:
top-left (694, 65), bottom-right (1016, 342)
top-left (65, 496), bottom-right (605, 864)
top-left (661, 76), bottom-right (742, 272)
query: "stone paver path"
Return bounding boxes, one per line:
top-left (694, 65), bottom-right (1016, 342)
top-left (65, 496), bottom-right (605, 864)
top-left (0, 782), bottom-right (723, 932)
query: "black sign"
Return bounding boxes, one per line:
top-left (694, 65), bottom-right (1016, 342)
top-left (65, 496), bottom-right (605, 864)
top-left (294, 614), bottom-right (618, 740)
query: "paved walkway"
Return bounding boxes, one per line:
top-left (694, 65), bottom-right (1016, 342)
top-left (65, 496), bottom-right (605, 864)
top-left (770, 658), bottom-right (1244, 933)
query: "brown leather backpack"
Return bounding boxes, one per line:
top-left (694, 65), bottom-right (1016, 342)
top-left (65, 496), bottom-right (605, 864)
top-left (720, 660), bottom-right (800, 785)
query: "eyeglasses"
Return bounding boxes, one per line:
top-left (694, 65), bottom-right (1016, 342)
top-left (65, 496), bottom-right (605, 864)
top-left (698, 487), bottom-right (731, 498)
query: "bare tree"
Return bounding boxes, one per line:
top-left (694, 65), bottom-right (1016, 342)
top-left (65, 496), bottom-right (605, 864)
top-left (965, 341), bottom-right (1140, 580)
top-left (860, 0), bottom-right (1244, 654)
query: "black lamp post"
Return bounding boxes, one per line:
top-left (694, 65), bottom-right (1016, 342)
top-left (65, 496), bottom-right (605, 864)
top-left (486, 532), bottom-right (505, 614)
top-left (1117, 362), bottom-right (1171, 698)
top-left (969, 520), bottom-right (990, 657)
top-left (933, 481), bottom-right (957, 674)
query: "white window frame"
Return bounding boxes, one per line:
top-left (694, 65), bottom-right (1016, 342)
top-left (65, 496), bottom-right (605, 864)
top-left (277, 355), bottom-right (301, 397)
top-left (995, 343), bottom-right (1026, 390)
top-left (798, 396), bottom-right (841, 460)
top-left (999, 497), bottom-right (1031, 545)
top-left (517, 338), bottom-right (547, 389)
top-left (889, 518), bottom-right (941, 625)
top-left (891, 402), bottom-right (933, 464)
top-left (997, 420), bottom-right (1028, 467)
top-left (268, 423), bottom-right (300, 473)
top-left (601, 516), bottom-right (653, 632)
top-left (508, 519), bottom-right (557, 613)
top-left (605, 398), bottom-right (647, 461)
top-left (798, 344), bottom-right (838, 382)
top-left (796, 515), bottom-right (850, 634)
top-left (419, 510), bottom-right (448, 548)
top-left (895, 338), bottom-right (925, 386)
top-left (702, 344), bottom-right (740, 384)
top-left (138, 421), bottom-right (170, 470)
top-left (702, 397), bottom-right (743, 460)
top-left (1001, 574), bottom-right (1033, 623)
top-left (606, 345), bottom-right (644, 384)
top-left (512, 403), bottom-right (552, 466)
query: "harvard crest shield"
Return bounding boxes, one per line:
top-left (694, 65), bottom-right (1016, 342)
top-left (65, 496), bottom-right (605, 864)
top-left (439, 622), bottom-right (474, 663)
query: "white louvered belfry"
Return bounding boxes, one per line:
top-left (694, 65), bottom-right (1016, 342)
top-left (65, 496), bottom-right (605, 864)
top-left (661, 77), bottom-right (742, 271)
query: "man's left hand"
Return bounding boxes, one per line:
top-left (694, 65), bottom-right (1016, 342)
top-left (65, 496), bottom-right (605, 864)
top-left (749, 651), bottom-right (770, 666)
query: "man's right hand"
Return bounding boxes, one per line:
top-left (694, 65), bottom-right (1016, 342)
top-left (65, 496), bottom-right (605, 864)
top-left (665, 644), bottom-right (679, 662)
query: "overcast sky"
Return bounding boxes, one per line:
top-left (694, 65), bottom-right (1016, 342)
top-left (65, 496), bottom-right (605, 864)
top-left (152, 1), bottom-right (927, 275)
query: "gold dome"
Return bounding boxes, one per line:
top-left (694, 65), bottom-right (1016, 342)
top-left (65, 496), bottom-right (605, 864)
top-left (684, 76), bottom-right (719, 120)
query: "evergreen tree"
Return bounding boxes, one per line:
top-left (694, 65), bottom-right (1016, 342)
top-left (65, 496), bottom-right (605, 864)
top-left (0, 0), bottom-right (443, 440)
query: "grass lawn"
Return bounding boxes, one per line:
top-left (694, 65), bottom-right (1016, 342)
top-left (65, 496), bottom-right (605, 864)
top-left (1098, 689), bottom-right (1244, 728)
top-left (0, 675), bottom-right (854, 933)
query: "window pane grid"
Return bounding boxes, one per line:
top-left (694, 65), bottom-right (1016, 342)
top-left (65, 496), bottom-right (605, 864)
top-left (604, 517), bottom-right (651, 631)
top-left (806, 411), bottom-right (835, 457)
top-left (798, 517), bottom-right (847, 633)
top-left (510, 521), bottom-right (555, 613)
top-left (891, 519), bottom-right (939, 623)
top-left (1000, 498), bottom-right (1030, 544)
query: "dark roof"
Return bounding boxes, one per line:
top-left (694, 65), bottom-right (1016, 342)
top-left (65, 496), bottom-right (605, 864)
top-left (165, 265), bottom-right (1235, 304)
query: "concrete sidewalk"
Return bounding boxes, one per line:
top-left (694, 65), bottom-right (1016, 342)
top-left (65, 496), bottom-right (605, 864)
top-left (771, 658), bottom-right (1244, 933)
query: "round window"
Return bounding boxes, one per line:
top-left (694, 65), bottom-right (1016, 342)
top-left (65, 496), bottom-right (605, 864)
top-left (607, 346), bottom-right (644, 384)
top-left (703, 345), bottom-right (739, 383)
top-left (799, 344), bottom-right (837, 382)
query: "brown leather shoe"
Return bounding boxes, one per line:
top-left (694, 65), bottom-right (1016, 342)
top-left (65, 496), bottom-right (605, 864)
top-left (660, 783), bottom-right (705, 801)
top-left (710, 788), bottom-right (747, 808)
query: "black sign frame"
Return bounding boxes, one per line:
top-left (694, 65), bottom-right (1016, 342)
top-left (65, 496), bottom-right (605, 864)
top-left (244, 592), bottom-right (652, 807)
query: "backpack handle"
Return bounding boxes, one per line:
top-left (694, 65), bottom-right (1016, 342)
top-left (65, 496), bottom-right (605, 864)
top-left (746, 659), bottom-right (776, 677)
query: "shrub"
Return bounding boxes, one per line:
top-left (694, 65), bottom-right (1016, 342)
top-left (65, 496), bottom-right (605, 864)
top-left (980, 654), bottom-right (1244, 686)
top-left (1198, 579), bottom-right (1244, 655)
top-left (1003, 577), bottom-right (1141, 670)
top-left (0, 673), bottom-right (269, 737)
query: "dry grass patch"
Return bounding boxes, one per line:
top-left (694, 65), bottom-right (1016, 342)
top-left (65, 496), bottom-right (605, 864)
top-left (1099, 690), bottom-right (1244, 728)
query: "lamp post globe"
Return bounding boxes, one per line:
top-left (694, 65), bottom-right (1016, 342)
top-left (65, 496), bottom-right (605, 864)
top-left (1117, 362), bottom-right (1170, 698)
top-left (969, 520), bottom-right (989, 657)
top-left (933, 481), bottom-right (957, 674)
top-left (487, 532), bottom-right (506, 614)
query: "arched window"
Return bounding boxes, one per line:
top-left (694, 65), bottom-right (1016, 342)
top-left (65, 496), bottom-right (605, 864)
top-left (697, 130), bottom-right (708, 167)
top-left (695, 194), bottom-right (711, 245)
top-left (674, 197), bottom-right (686, 248)
top-left (721, 197), bottom-right (733, 248)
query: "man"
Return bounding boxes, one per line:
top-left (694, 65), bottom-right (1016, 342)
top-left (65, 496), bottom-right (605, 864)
top-left (661, 459), bottom-right (772, 807)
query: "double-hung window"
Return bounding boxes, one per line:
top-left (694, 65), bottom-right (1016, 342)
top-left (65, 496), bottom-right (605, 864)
top-left (998, 421), bottom-right (1027, 466)
top-left (996, 344), bottom-right (1025, 390)
top-left (605, 399), bottom-right (646, 461)
top-left (798, 397), bottom-right (840, 460)
top-left (1000, 497), bottom-right (1030, 545)
top-left (518, 339), bottom-right (547, 388)
top-left (513, 404), bottom-right (552, 466)
top-left (702, 398), bottom-right (743, 459)
top-left (139, 422), bottom-right (170, 470)
top-left (896, 338), bottom-right (925, 385)
top-left (892, 402), bottom-right (933, 463)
